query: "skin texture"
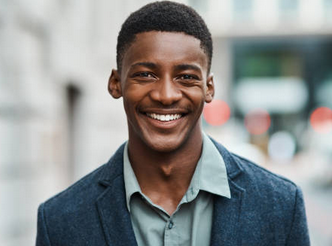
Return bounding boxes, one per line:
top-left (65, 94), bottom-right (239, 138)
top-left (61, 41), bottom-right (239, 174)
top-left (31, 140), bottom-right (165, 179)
top-left (109, 31), bottom-right (214, 215)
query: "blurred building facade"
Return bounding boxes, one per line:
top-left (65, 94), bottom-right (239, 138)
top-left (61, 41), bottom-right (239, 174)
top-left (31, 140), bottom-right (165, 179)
top-left (0, 0), bottom-right (331, 245)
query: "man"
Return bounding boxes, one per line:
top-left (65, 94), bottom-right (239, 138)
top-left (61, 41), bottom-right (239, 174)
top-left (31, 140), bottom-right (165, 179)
top-left (36, 1), bottom-right (310, 245)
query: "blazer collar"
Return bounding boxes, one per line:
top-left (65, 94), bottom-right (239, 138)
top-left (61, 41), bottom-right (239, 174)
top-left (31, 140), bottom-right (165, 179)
top-left (98, 143), bottom-right (126, 187)
top-left (209, 137), bottom-right (244, 179)
top-left (98, 139), bottom-right (244, 185)
top-left (96, 143), bottom-right (138, 246)
top-left (209, 137), bottom-right (246, 246)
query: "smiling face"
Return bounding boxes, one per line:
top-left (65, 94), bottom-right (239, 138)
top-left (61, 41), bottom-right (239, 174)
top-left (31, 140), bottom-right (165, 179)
top-left (109, 31), bottom-right (214, 153)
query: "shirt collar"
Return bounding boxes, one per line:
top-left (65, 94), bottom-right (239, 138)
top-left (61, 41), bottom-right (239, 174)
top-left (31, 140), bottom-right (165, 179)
top-left (198, 132), bottom-right (231, 198)
top-left (123, 142), bottom-right (141, 211)
top-left (181, 132), bottom-right (231, 203)
top-left (123, 132), bottom-right (231, 212)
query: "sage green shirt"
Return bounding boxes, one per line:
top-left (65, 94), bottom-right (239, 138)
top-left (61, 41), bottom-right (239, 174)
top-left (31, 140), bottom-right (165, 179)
top-left (123, 133), bottom-right (231, 246)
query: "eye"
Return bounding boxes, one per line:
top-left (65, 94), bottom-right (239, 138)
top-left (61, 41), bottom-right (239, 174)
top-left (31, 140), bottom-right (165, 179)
top-left (177, 74), bottom-right (200, 81)
top-left (134, 72), bottom-right (155, 78)
top-left (131, 71), bottom-right (157, 82)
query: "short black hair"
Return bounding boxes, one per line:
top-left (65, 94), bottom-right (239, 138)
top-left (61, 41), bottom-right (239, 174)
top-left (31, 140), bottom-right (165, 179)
top-left (116, 1), bottom-right (213, 73)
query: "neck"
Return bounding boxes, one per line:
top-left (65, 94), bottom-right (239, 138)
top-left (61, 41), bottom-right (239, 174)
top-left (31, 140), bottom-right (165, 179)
top-left (127, 129), bottom-right (203, 215)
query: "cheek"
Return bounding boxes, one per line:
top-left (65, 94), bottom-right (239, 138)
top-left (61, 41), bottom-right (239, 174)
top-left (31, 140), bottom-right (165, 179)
top-left (123, 85), bottom-right (143, 103)
top-left (122, 86), bottom-right (149, 113)
top-left (183, 87), bottom-right (206, 107)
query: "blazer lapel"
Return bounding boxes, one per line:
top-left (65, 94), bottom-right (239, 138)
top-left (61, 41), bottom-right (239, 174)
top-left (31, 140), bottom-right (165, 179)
top-left (96, 144), bottom-right (138, 246)
top-left (210, 139), bottom-right (246, 246)
top-left (210, 180), bottom-right (245, 246)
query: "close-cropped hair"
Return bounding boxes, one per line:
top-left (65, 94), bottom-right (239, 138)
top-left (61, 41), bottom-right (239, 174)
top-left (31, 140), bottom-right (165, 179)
top-left (116, 1), bottom-right (213, 73)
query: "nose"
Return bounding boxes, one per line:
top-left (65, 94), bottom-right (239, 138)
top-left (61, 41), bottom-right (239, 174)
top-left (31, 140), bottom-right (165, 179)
top-left (149, 76), bottom-right (182, 105)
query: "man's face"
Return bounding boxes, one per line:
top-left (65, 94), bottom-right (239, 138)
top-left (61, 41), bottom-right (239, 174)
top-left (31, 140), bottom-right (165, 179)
top-left (109, 31), bottom-right (214, 153)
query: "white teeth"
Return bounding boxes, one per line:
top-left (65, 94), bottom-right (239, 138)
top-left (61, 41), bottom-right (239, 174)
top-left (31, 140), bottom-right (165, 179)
top-left (146, 113), bottom-right (182, 122)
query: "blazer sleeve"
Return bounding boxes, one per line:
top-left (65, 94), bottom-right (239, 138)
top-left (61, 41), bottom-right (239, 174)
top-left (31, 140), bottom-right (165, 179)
top-left (36, 203), bottom-right (52, 246)
top-left (285, 186), bottom-right (310, 246)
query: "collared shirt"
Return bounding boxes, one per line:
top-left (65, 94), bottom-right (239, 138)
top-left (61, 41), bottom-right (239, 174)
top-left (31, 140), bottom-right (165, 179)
top-left (123, 133), bottom-right (231, 246)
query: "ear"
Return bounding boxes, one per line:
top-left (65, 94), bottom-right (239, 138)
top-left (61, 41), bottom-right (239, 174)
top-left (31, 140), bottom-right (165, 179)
top-left (205, 73), bottom-right (215, 103)
top-left (108, 69), bottom-right (122, 99)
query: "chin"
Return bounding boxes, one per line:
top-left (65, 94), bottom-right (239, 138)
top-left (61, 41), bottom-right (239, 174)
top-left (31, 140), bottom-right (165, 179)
top-left (149, 143), bottom-right (180, 153)
top-left (144, 135), bottom-right (186, 153)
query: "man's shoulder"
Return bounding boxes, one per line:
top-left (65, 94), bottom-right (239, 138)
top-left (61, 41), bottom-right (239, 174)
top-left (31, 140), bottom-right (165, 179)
top-left (36, 144), bottom-right (127, 244)
top-left (40, 143), bottom-right (125, 215)
top-left (212, 140), bottom-right (310, 245)
top-left (212, 139), bottom-right (299, 197)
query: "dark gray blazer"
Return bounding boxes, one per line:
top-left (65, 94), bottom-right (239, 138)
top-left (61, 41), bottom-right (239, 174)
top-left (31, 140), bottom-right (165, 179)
top-left (36, 140), bottom-right (310, 246)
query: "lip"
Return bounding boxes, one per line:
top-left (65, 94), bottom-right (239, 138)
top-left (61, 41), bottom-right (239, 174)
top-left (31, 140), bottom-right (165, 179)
top-left (141, 108), bottom-right (189, 115)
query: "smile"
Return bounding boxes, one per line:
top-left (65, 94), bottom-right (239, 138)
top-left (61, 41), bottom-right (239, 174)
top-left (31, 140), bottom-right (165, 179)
top-left (146, 113), bottom-right (182, 122)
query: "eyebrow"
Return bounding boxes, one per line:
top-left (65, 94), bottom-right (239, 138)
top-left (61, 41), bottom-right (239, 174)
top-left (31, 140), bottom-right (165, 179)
top-left (129, 62), bottom-right (202, 73)
top-left (130, 62), bottom-right (158, 70)
top-left (175, 64), bottom-right (201, 72)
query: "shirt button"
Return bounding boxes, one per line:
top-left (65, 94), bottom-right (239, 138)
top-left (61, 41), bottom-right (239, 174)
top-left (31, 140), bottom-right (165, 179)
top-left (168, 221), bottom-right (174, 229)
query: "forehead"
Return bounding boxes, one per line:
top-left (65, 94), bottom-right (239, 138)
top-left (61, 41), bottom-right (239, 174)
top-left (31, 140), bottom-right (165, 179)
top-left (121, 31), bottom-right (208, 72)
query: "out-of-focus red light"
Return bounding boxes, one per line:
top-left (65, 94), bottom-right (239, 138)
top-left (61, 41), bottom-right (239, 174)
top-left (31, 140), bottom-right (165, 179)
top-left (244, 109), bottom-right (271, 135)
top-left (310, 107), bottom-right (332, 134)
top-left (203, 100), bottom-right (231, 126)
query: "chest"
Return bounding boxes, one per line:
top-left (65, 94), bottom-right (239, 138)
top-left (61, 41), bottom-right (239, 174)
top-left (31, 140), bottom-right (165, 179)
top-left (129, 191), bottom-right (214, 246)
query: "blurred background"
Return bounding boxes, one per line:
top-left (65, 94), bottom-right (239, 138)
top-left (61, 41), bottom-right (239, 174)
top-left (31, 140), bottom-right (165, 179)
top-left (0, 0), bottom-right (332, 245)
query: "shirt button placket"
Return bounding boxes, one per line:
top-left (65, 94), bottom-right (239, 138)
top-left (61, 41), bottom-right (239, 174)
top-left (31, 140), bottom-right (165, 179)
top-left (168, 220), bottom-right (174, 230)
top-left (164, 219), bottom-right (175, 246)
